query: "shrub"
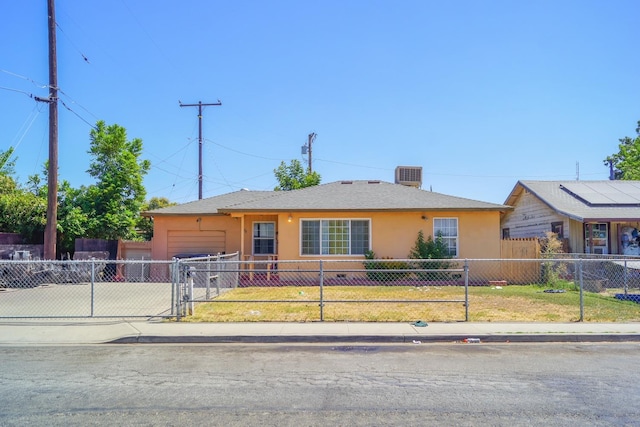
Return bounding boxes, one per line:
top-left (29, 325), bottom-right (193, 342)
top-left (363, 250), bottom-right (410, 282)
top-left (408, 230), bottom-right (453, 280)
top-left (540, 231), bottom-right (569, 288)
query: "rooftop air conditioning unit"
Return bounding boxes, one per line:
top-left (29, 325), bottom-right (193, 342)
top-left (395, 166), bottom-right (422, 188)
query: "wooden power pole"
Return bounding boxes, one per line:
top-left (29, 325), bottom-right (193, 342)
top-left (307, 132), bottom-right (316, 173)
top-left (179, 100), bottom-right (221, 199)
top-left (44, 0), bottom-right (58, 260)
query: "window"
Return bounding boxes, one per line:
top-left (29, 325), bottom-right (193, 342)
top-left (502, 228), bottom-right (510, 239)
top-left (253, 222), bottom-right (275, 255)
top-left (301, 219), bottom-right (370, 255)
top-left (434, 218), bottom-right (458, 257)
top-left (551, 222), bottom-right (564, 238)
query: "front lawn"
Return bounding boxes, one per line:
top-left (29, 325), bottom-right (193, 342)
top-left (184, 285), bottom-right (640, 322)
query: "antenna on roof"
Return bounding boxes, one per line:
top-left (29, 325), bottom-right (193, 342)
top-left (576, 161), bottom-right (580, 181)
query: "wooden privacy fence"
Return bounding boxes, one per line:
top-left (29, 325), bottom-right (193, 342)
top-left (500, 238), bottom-right (540, 284)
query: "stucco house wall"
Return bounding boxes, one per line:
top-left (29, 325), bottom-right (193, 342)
top-left (273, 210), bottom-right (500, 260)
top-left (147, 181), bottom-right (509, 264)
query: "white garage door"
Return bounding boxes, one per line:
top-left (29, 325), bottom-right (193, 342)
top-left (167, 230), bottom-right (226, 257)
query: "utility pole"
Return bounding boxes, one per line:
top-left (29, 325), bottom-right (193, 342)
top-left (179, 100), bottom-right (221, 200)
top-left (44, 0), bottom-right (58, 260)
top-left (307, 132), bottom-right (316, 173)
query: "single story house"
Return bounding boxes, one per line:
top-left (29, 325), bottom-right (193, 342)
top-left (501, 180), bottom-right (640, 255)
top-left (146, 180), bottom-right (510, 263)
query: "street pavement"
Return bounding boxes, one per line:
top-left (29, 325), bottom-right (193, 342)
top-left (1, 319), bottom-right (640, 345)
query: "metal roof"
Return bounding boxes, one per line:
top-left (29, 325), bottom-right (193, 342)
top-left (506, 180), bottom-right (640, 222)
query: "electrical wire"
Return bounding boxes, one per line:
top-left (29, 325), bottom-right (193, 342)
top-left (55, 22), bottom-right (90, 64)
top-left (10, 103), bottom-right (44, 151)
top-left (0, 69), bottom-right (49, 89)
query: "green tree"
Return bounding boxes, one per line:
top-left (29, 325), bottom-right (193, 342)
top-left (83, 121), bottom-right (150, 240)
top-left (0, 147), bottom-right (17, 194)
top-left (0, 174), bottom-right (17, 194)
top-left (0, 190), bottom-right (46, 242)
top-left (604, 120), bottom-right (640, 180)
top-left (56, 182), bottom-right (89, 254)
top-left (136, 196), bottom-right (177, 240)
top-left (25, 166), bottom-right (89, 254)
top-left (273, 159), bottom-right (321, 191)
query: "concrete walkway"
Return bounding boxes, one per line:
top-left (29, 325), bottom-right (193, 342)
top-left (1, 320), bottom-right (640, 345)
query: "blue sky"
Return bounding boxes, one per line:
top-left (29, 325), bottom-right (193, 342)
top-left (1, 0), bottom-right (639, 205)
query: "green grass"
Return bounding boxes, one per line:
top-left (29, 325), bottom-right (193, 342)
top-left (183, 285), bottom-right (640, 323)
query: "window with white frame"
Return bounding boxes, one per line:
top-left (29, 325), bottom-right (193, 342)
top-left (253, 222), bottom-right (275, 255)
top-left (434, 217), bottom-right (458, 257)
top-left (301, 219), bottom-right (370, 255)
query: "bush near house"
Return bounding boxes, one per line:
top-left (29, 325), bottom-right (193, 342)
top-left (363, 251), bottom-right (410, 282)
top-left (408, 230), bottom-right (454, 280)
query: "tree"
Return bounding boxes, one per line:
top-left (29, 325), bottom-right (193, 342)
top-left (0, 147), bottom-right (16, 177)
top-left (604, 120), bottom-right (640, 180)
top-left (136, 196), bottom-right (177, 240)
top-left (83, 121), bottom-right (150, 240)
top-left (273, 159), bottom-right (321, 191)
top-left (0, 190), bottom-right (46, 242)
top-left (25, 165), bottom-right (88, 254)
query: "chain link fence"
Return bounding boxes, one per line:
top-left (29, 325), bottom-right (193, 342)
top-left (2, 254), bottom-right (639, 321)
top-left (0, 258), bottom-right (176, 319)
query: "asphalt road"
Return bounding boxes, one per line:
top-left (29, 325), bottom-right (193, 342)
top-left (1, 343), bottom-right (639, 426)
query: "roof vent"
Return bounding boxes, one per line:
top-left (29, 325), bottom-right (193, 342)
top-left (395, 166), bottom-right (422, 188)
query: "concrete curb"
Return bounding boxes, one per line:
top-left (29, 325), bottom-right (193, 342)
top-left (108, 333), bottom-right (640, 344)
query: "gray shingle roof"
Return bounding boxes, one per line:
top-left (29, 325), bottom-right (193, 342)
top-left (149, 181), bottom-right (509, 215)
top-left (507, 180), bottom-right (640, 222)
top-left (145, 190), bottom-right (275, 215)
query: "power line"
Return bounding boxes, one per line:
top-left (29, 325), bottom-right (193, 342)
top-left (59, 99), bottom-right (96, 129)
top-left (55, 21), bottom-right (90, 63)
top-left (0, 68), bottom-right (50, 89)
top-left (204, 138), bottom-right (284, 161)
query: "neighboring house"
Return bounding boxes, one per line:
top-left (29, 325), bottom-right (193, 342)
top-left (146, 180), bottom-right (510, 263)
top-left (501, 180), bottom-right (640, 255)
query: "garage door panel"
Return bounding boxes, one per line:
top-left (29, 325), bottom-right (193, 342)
top-left (167, 231), bottom-right (226, 257)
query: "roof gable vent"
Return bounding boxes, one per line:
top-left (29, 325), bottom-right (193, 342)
top-left (395, 166), bottom-right (422, 188)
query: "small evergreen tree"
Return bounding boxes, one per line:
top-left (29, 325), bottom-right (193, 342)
top-left (408, 230), bottom-right (453, 280)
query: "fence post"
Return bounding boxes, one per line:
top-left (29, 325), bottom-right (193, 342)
top-left (464, 259), bottom-right (469, 322)
top-left (176, 261), bottom-right (183, 321)
top-left (90, 258), bottom-right (95, 318)
top-left (206, 257), bottom-right (211, 300)
top-left (578, 258), bottom-right (584, 322)
top-left (188, 266), bottom-right (195, 315)
top-left (216, 253), bottom-right (221, 296)
top-left (319, 260), bottom-right (324, 322)
top-left (624, 259), bottom-right (628, 295)
top-left (171, 258), bottom-right (178, 317)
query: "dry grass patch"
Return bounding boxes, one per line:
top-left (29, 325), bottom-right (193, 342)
top-left (184, 285), bottom-right (640, 323)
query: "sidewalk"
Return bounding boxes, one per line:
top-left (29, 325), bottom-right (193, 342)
top-left (1, 320), bottom-right (639, 345)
